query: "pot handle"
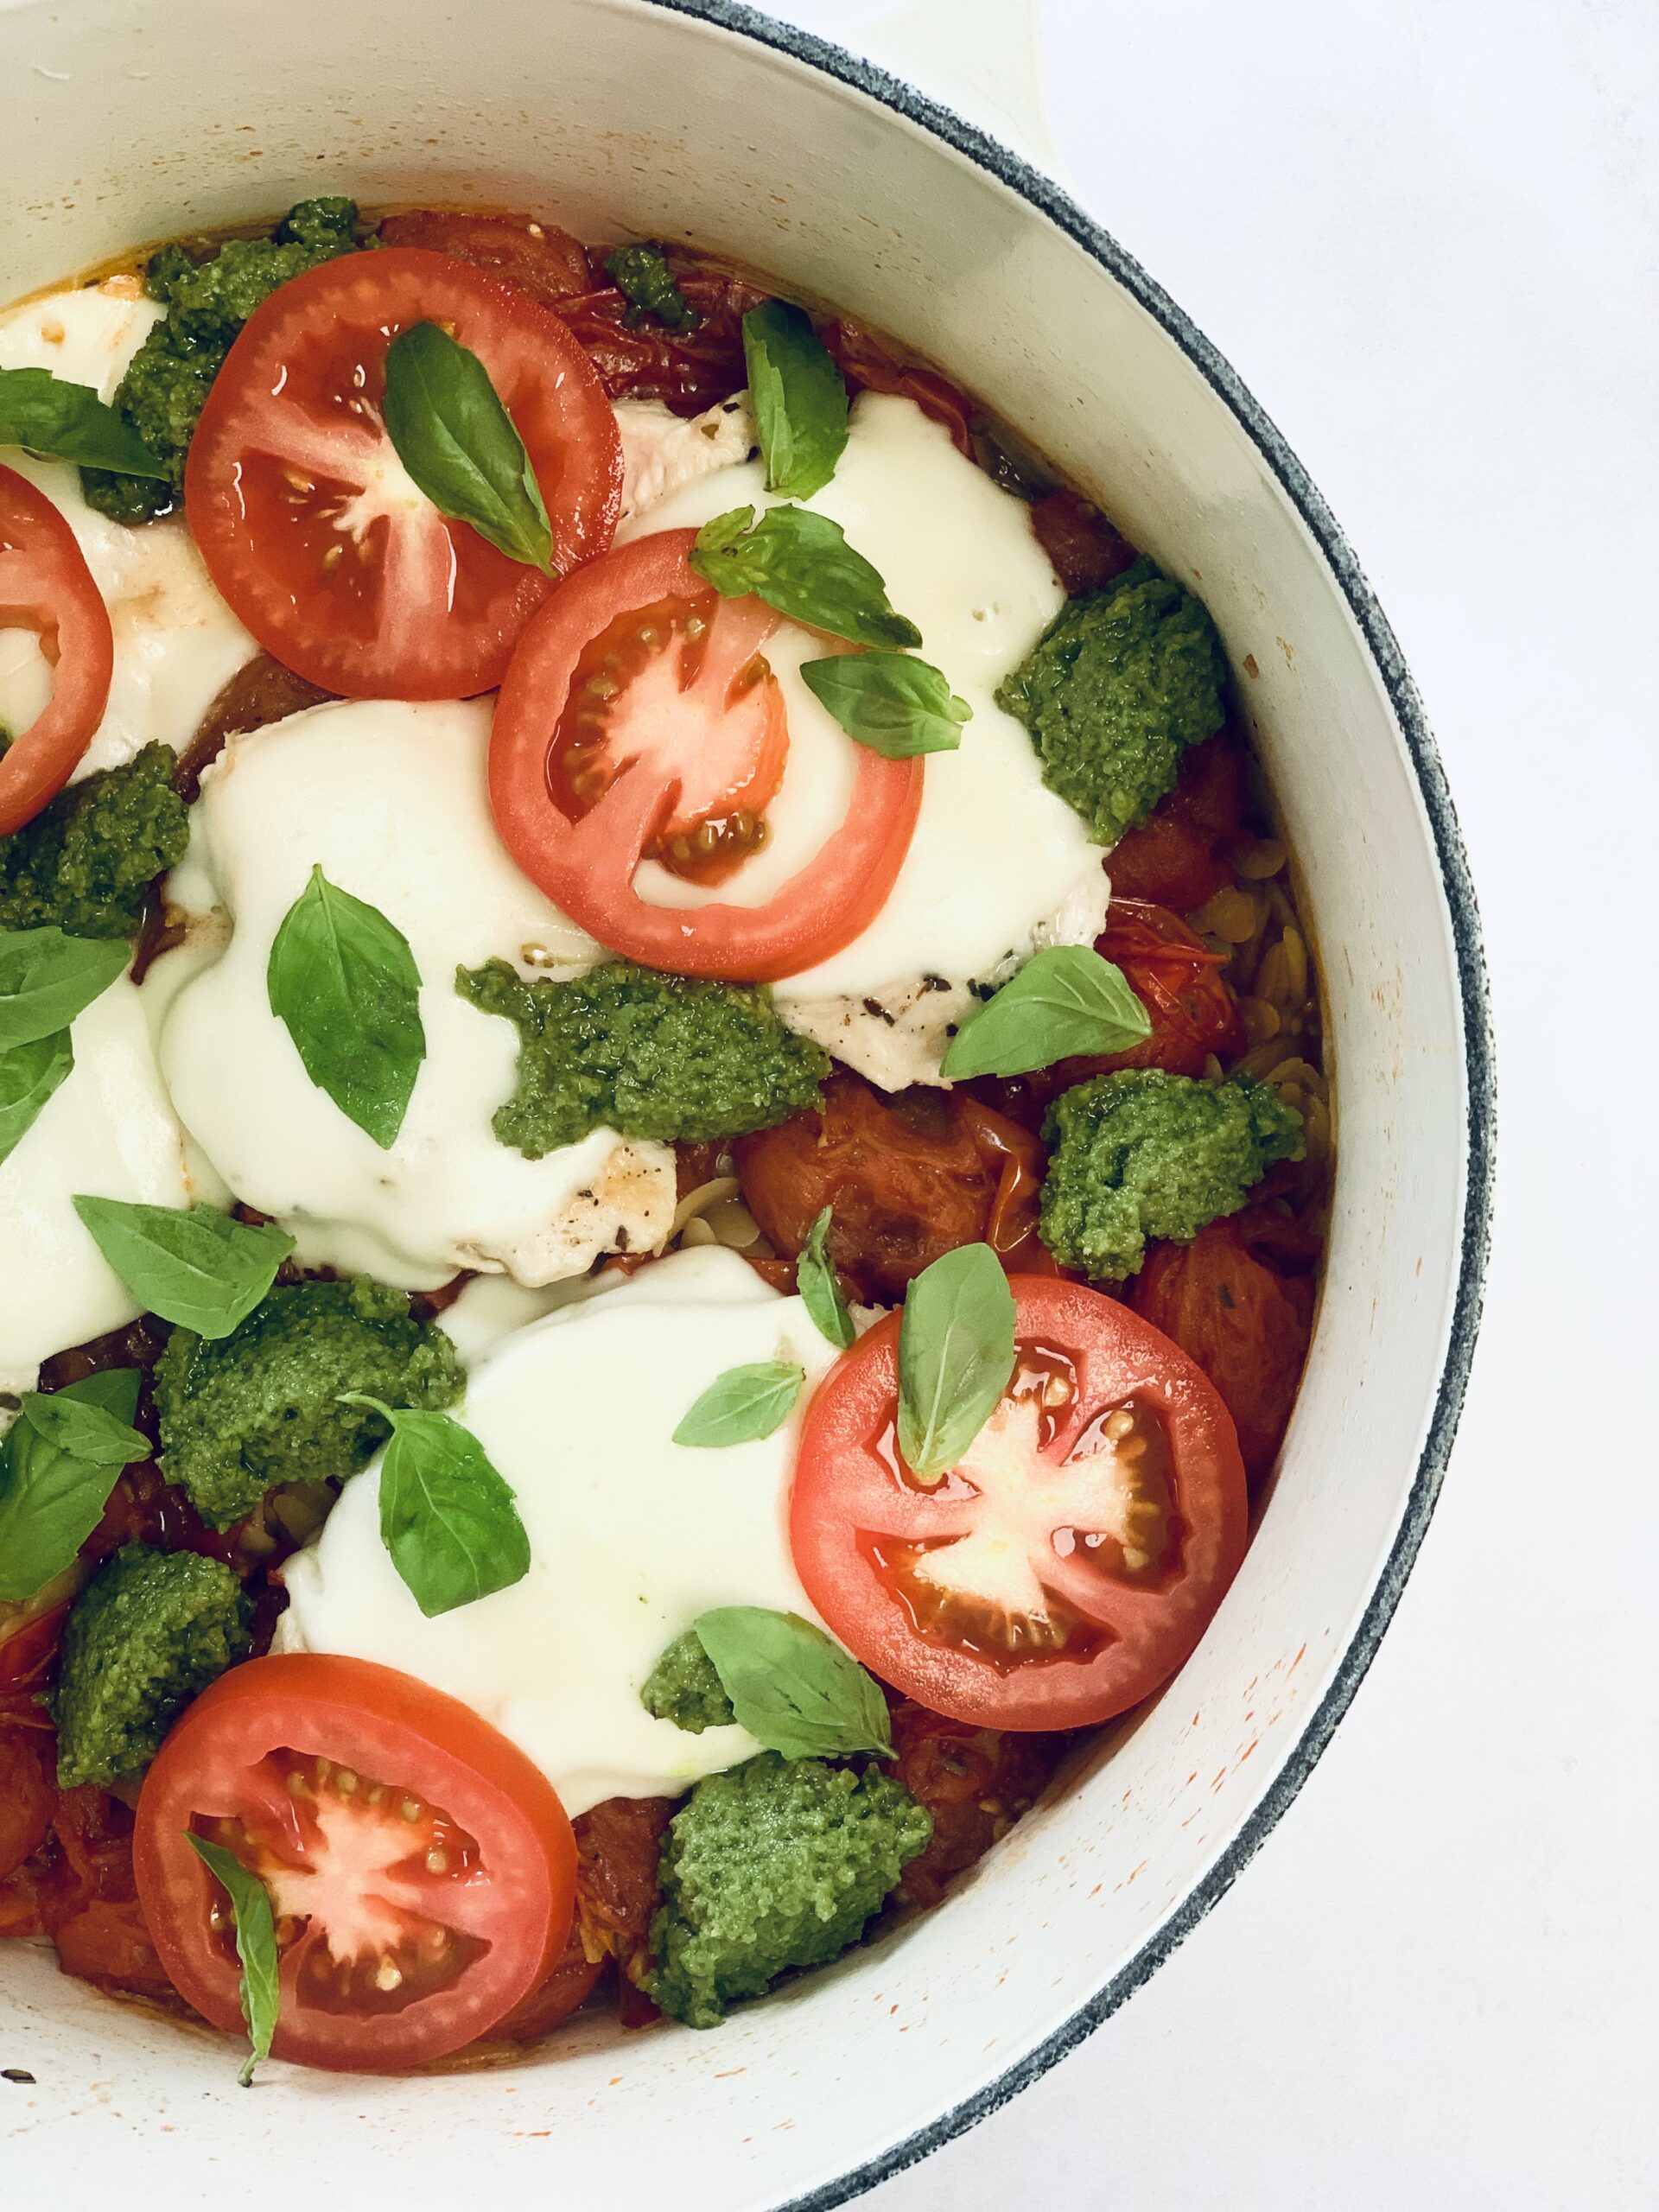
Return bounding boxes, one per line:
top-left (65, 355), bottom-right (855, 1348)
top-left (848, 0), bottom-right (1063, 179)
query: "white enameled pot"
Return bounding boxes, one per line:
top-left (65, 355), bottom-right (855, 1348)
top-left (0, 3), bottom-right (1494, 2205)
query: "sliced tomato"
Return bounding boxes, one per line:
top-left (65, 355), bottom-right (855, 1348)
top-left (134, 1653), bottom-right (577, 2073)
top-left (184, 249), bottom-right (621, 700)
top-left (376, 210), bottom-right (594, 306)
top-left (0, 463), bottom-right (114, 834)
top-left (490, 531), bottom-right (922, 979)
top-left (791, 1275), bottom-right (1249, 1730)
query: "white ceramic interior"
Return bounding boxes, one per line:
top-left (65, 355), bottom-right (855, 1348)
top-left (0, 2), bottom-right (1493, 2206)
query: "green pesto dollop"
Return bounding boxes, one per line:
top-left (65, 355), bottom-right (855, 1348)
top-left (1039, 1068), bottom-right (1303, 1281)
top-left (54, 1543), bottom-right (251, 1788)
top-left (153, 1274), bottom-right (464, 1530)
top-left (995, 556), bottom-right (1229, 847)
top-left (0, 742), bottom-right (188, 938)
top-left (604, 243), bottom-right (702, 333)
top-left (456, 957), bottom-right (829, 1158)
top-left (80, 197), bottom-right (359, 524)
top-left (645, 1751), bottom-right (932, 2029)
top-left (641, 1628), bottom-right (736, 1733)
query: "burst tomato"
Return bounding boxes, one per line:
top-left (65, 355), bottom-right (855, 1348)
top-left (1107, 735), bottom-right (1251, 912)
top-left (820, 320), bottom-right (976, 456)
top-left (1029, 487), bottom-right (1138, 596)
top-left (791, 1276), bottom-right (1248, 1729)
top-left (376, 210), bottom-right (594, 306)
top-left (887, 1700), bottom-right (1069, 1909)
top-left (135, 1654), bottom-right (578, 2072)
top-left (554, 255), bottom-right (763, 415)
top-left (0, 462), bottom-right (115, 834)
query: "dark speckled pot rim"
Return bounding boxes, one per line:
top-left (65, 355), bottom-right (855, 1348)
top-left (637, 3), bottom-right (1497, 2204)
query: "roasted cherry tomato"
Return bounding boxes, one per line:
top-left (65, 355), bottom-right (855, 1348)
top-left (887, 1700), bottom-right (1069, 1909)
top-left (0, 1730), bottom-right (55, 1881)
top-left (1131, 1217), bottom-right (1312, 1486)
top-left (1029, 487), bottom-right (1138, 597)
top-left (734, 1073), bottom-right (1047, 1304)
top-left (185, 249), bottom-right (621, 700)
top-left (134, 1653), bottom-right (578, 2072)
top-left (791, 1275), bottom-right (1248, 1729)
top-left (0, 463), bottom-right (114, 834)
top-left (376, 209), bottom-right (594, 306)
top-left (490, 531), bottom-right (922, 980)
top-left (1107, 735), bottom-right (1250, 912)
top-left (821, 320), bottom-right (976, 457)
top-left (553, 255), bottom-right (763, 415)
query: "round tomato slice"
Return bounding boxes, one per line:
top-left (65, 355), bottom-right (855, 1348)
top-left (490, 529), bottom-right (923, 980)
top-left (184, 249), bottom-right (621, 700)
top-left (0, 464), bottom-right (114, 834)
top-left (791, 1274), bottom-right (1249, 1730)
top-left (134, 1653), bottom-right (577, 2073)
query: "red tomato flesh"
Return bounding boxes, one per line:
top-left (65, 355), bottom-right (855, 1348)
top-left (134, 1653), bottom-right (577, 2073)
top-left (490, 530), bottom-right (923, 980)
top-left (184, 249), bottom-right (621, 700)
top-left (0, 463), bottom-right (114, 834)
top-left (791, 1276), bottom-right (1249, 1730)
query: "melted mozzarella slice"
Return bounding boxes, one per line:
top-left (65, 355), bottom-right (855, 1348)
top-left (614, 391), bottom-right (1111, 1082)
top-left (278, 1248), bottom-right (841, 1815)
top-left (0, 283), bottom-right (257, 783)
top-left (156, 697), bottom-right (675, 1291)
top-left (613, 394), bottom-right (757, 530)
top-left (0, 977), bottom-right (194, 1392)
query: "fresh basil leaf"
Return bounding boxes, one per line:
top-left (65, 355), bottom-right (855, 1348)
top-left (800, 650), bottom-right (970, 758)
top-left (940, 946), bottom-right (1154, 1080)
top-left (797, 1206), bottom-right (855, 1351)
top-left (21, 1387), bottom-right (148, 1468)
top-left (0, 1370), bottom-right (146, 1602)
top-left (672, 1361), bottom-right (805, 1447)
top-left (0, 927), bottom-right (130, 1048)
top-left (605, 244), bottom-right (702, 333)
top-left (741, 301), bottom-right (849, 501)
top-left (0, 367), bottom-right (170, 479)
top-left (897, 1243), bottom-right (1017, 1482)
top-left (0, 1029), bottom-right (73, 1166)
top-left (71, 1198), bottom-right (293, 1338)
top-left (342, 1394), bottom-right (531, 1619)
top-left (381, 320), bottom-right (555, 574)
top-left (267, 866), bottom-right (425, 1149)
top-left (690, 505), bottom-right (922, 650)
top-left (186, 1836), bottom-right (279, 2088)
top-left (693, 1605), bottom-right (893, 1760)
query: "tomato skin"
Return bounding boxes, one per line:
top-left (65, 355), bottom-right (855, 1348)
top-left (0, 462), bottom-right (115, 834)
top-left (1131, 1218), bottom-right (1311, 1486)
top-left (490, 531), bottom-right (923, 982)
top-left (888, 1701), bottom-right (1069, 1909)
top-left (1030, 489), bottom-right (1138, 597)
top-left (820, 320), bottom-right (976, 457)
top-left (0, 1730), bottom-right (55, 1880)
top-left (135, 1653), bottom-right (578, 2073)
top-left (1107, 736), bottom-right (1250, 912)
top-left (791, 1276), bottom-right (1249, 1730)
top-left (184, 249), bottom-right (621, 701)
top-left (734, 1073), bottom-right (1046, 1304)
top-left (377, 210), bottom-right (594, 305)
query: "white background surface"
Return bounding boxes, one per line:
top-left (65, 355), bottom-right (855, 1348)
top-left (764, 2), bottom-right (1659, 2206)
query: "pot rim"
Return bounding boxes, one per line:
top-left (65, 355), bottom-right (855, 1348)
top-left (634, 3), bottom-right (1497, 2205)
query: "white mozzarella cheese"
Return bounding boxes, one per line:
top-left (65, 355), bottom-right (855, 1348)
top-left (277, 1248), bottom-right (839, 1815)
top-left (0, 977), bottom-right (195, 1392)
top-left (0, 282), bottom-right (257, 784)
top-left (613, 394), bottom-right (758, 530)
top-left (613, 391), bottom-right (1112, 1084)
top-left (156, 696), bottom-right (675, 1291)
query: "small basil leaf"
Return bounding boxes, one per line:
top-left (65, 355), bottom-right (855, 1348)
top-left (672, 1361), bottom-right (804, 1447)
top-left (71, 1198), bottom-right (294, 1338)
top-left (0, 1370), bottom-right (147, 1603)
top-left (0, 1029), bottom-right (73, 1166)
top-left (741, 301), bottom-right (849, 501)
top-left (0, 927), bottom-right (130, 1048)
top-left (800, 650), bottom-right (971, 758)
top-left (20, 1387), bottom-right (148, 1468)
top-left (797, 1206), bottom-right (855, 1351)
top-left (897, 1243), bottom-right (1017, 1482)
top-left (690, 505), bottom-right (922, 650)
top-left (940, 946), bottom-right (1154, 1080)
top-left (605, 244), bottom-right (701, 333)
top-left (185, 1836), bottom-right (279, 2088)
top-left (267, 866), bottom-right (426, 1149)
top-left (693, 1605), bottom-right (893, 1760)
top-left (343, 1394), bottom-right (531, 1619)
top-left (0, 367), bottom-right (171, 479)
top-left (381, 320), bottom-right (554, 574)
